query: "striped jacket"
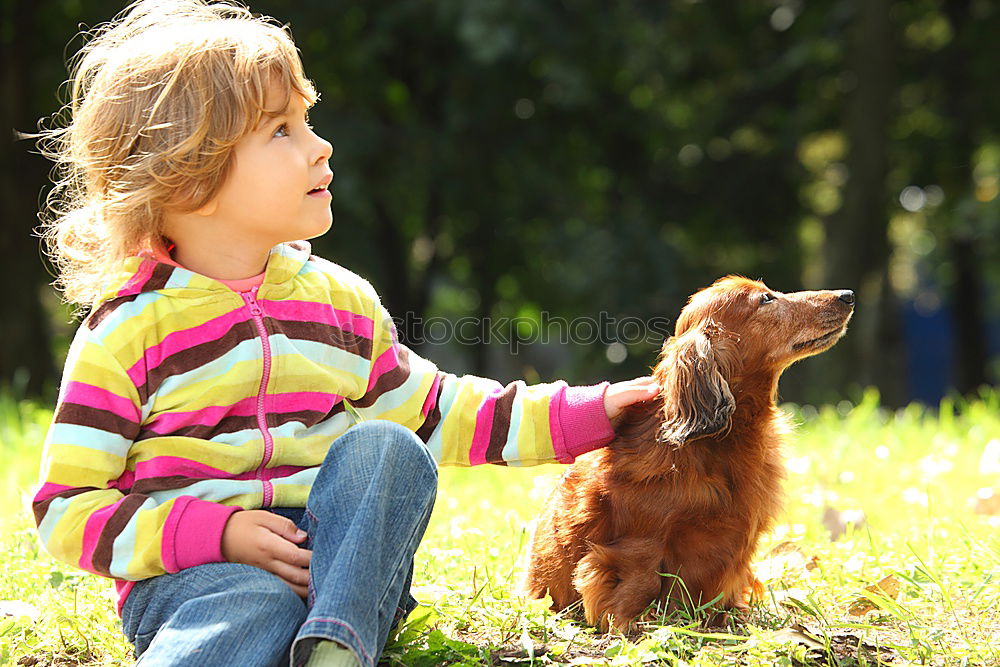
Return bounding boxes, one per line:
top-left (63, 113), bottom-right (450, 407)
top-left (32, 241), bottom-right (614, 611)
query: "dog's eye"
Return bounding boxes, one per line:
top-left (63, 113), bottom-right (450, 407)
top-left (759, 293), bottom-right (776, 305)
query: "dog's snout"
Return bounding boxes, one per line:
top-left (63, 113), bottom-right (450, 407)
top-left (837, 290), bottom-right (855, 306)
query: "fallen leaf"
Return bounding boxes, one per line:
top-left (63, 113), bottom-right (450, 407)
top-left (865, 574), bottom-right (901, 598)
top-left (847, 574), bottom-right (901, 616)
top-left (771, 623), bottom-right (826, 653)
top-left (973, 487), bottom-right (1000, 516)
top-left (822, 505), bottom-right (867, 540)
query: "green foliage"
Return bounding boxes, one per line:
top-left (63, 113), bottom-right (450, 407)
top-left (3, 389), bottom-right (998, 665)
top-left (5, 0), bottom-right (999, 400)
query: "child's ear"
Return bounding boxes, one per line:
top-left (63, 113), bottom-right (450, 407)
top-left (193, 198), bottom-right (218, 217)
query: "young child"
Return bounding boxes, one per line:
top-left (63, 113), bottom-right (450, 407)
top-left (32, 1), bottom-right (660, 666)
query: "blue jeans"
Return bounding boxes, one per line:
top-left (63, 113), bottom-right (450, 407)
top-left (121, 421), bottom-right (438, 667)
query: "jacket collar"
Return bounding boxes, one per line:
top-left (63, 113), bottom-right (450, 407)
top-left (98, 241), bottom-right (313, 304)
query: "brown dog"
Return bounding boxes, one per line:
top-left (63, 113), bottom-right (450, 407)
top-left (525, 276), bottom-right (854, 632)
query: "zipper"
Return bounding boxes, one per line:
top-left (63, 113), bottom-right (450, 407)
top-left (241, 286), bottom-right (275, 507)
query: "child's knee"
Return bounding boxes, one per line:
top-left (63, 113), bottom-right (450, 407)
top-left (345, 420), bottom-right (437, 481)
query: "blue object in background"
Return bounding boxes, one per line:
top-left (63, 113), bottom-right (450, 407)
top-left (904, 290), bottom-right (1000, 404)
top-left (903, 298), bottom-right (953, 404)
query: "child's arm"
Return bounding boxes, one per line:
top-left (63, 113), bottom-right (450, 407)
top-left (32, 327), bottom-right (240, 583)
top-left (351, 299), bottom-right (658, 466)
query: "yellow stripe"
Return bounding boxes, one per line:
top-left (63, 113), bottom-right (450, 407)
top-left (70, 344), bottom-right (141, 403)
top-left (46, 490), bottom-right (122, 567)
top-left (270, 484), bottom-right (311, 507)
top-left (129, 436), bottom-right (261, 470)
top-left (44, 445), bottom-right (125, 486)
top-left (437, 378), bottom-right (484, 466)
top-left (375, 372), bottom-right (438, 431)
top-left (129, 502), bottom-right (174, 577)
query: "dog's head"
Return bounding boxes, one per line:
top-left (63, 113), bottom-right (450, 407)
top-left (656, 276), bottom-right (854, 447)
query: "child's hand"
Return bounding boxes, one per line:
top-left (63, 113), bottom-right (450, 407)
top-left (604, 376), bottom-right (660, 425)
top-left (221, 510), bottom-right (312, 597)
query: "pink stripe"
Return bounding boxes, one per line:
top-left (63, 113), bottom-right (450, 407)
top-left (62, 382), bottom-right (140, 423)
top-left (421, 374), bottom-right (441, 418)
top-left (146, 396), bottom-right (258, 433)
top-left (160, 495), bottom-right (191, 572)
top-left (261, 299), bottom-right (375, 339)
top-left (367, 346), bottom-right (402, 392)
top-left (135, 456), bottom-right (232, 481)
top-left (258, 464), bottom-right (311, 481)
top-left (33, 482), bottom-right (75, 504)
top-left (548, 383), bottom-right (570, 463)
top-left (79, 504), bottom-right (118, 572)
top-left (116, 581), bottom-right (134, 616)
top-left (270, 391), bottom-right (342, 414)
top-left (118, 259), bottom-right (154, 298)
top-left (132, 456), bottom-right (310, 483)
top-left (146, 392), bottom-right (343, 435)
top-left (468, 385), bottom-right (503, 465)
top-left (113, 470), bottom-right (135, 491)
top-left (126, 309), bottom-right (249, 385)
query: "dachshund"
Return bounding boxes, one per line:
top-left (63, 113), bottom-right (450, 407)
top-left (525, 276), bottom-right (854, 632)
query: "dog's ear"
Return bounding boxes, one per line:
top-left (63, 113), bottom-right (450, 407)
top-left (656, 323), bottom-right (738, 447)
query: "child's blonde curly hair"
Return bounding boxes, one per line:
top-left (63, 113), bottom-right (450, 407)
top-left (39, 0), bottom-right (317, 306)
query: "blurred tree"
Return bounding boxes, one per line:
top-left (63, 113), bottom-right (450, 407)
top-left (811, 0), bottom-right (906, 404)
top-left (4, 0), bottom-right (997, 403)
top-left (1, 0), bottom-right (58, 395)
top-left (934, 0), bottom-right (996, 394)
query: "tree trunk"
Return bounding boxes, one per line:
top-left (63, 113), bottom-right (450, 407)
top-left (941, 0), bottom-right (992, 394)
top-left (816, 0), bottom-right (904, 406)
top-left (0, 0), bottom-right (55, 395)
top-left (949, 235), bottom-right (990, 392)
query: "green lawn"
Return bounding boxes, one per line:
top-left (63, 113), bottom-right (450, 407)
top-left (2, 389), bottom-right (998, 666)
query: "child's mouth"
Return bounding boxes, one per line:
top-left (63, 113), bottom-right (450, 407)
top-left (307, 172), bottom-right (334, 197)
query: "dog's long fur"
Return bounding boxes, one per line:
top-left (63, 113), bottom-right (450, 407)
top-left (525, 276), bottom-right (854, 631)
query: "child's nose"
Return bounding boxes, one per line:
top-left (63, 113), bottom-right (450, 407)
top-left (313, 133), bottom-right (333, 163)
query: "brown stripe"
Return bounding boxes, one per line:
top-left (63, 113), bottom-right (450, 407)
top-left (144, 262), bottom-right (174, 292)
top-left (415, 372), bottom-right (446, 443)
top-left (88, 299), bottom-right (131, 330)
top-left (352, 346), bottom-right (411, 409)
top-left (54, 403), bottom-right (139, 440)
top-left (485, 383), bottom-right (518, 465)
top-left (266, 405), bottom-right (345, 429)
top-left (92, 494), bottom-right (148, 575)
top-left (131, 476), bottom-right (201, 495)
top-left (138, 403), bottom-right (348, 441)
top-left (136, 413), bottom-right (260, 441)
top-left (139, 319), bottom-right (259, 399)
top-left (274, 319), bottom-right (373, 360)
top-left (33, 487), bottom-right (95, 526)
top-left (87, 264), bottom-right (174, 331)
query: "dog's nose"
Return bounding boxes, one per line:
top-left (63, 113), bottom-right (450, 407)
top-left (837, 290), bottom-right (855, 305)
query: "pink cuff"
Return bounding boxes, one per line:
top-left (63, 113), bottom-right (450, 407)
top-left (550, 382), bottom-right (616, 463)
top-left (162, 497), bottom-right (241, 573)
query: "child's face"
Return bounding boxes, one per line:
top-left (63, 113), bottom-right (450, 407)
top-left (206, 85), bottom-right (333, 248)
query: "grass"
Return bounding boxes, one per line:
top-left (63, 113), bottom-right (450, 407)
top-left (2, 388), bottom-right (998, 666)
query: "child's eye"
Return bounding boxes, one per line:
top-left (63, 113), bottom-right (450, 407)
top-left (273, 123), bottom-right (289, 138)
